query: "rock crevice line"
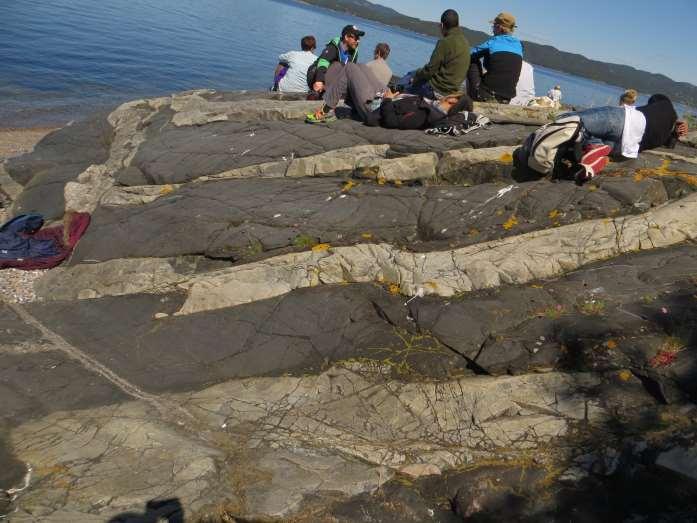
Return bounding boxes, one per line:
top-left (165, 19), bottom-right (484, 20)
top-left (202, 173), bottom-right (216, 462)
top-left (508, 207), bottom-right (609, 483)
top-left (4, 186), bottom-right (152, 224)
top-left (6, 301), bottom-right (194, 424)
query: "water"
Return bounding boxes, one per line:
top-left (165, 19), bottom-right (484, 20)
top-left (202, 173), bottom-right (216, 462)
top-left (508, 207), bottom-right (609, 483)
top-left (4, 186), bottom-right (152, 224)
top-left (1, 0), bottom-right (694, 128)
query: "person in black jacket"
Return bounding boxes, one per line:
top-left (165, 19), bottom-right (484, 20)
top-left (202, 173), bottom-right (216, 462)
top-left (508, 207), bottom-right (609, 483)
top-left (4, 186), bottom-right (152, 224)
top-left (365, 90), bottom-right (473, 130)
top-left (306, 25), bottom-right (364, 95)
top-left (467, 12), bottom-right (523, 103)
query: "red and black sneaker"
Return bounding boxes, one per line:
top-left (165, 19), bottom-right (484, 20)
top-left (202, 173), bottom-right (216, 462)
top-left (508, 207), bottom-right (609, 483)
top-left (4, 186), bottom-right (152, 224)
top-left (574, 156), bottom-right (610, 185)
top-left (580, 144), bottom-right (612, 168)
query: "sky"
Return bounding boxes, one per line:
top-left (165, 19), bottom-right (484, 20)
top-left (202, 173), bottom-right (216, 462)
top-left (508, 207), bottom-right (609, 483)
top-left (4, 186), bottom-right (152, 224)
top-left (377, 0), bottom-right (697, 86)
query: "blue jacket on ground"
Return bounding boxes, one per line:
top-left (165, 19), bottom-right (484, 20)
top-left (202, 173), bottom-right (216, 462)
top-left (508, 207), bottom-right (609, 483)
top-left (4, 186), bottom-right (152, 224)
top-left (0, 213), bottom-right (60, 260)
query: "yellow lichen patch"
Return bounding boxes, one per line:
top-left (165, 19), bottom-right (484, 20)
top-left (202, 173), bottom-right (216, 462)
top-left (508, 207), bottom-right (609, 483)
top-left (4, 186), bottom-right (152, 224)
top-left (424, 281), bottom-right (438, 290)
top-left (660, 336), bottom-right (685, 353)
top-left (618, 369), bottom-right (632, 382)
top-left (634, 158), bottom-right (697, 187)
top-left (311, 243), bottom-right (331, 252)
top-left (393, 179), bottom-right (402, 187)
top-left (502, 215), bottom-right (519, 230)
top-left (498, 152), bottom-right (513, 164)
top-left (159, 184), bottom-right (175, 195)
top-left (361, 232), bottom-right (373, 240)
top-left (606, 339), bottom-right (618, 350)
top-left (388, 283), bottom-right (401, 295)
top-left (377, 176), bottom-right (386, 185)
top-left (530, 284), bottom-right (543, 289)
top-left (548, 209), bottom-right (560, 220)
top-left (588, 184), bottom-right (598, 191)
top-left (358, 166), bottom-right (379, 179)
top-left (341, 180), bottom-right (359, 192)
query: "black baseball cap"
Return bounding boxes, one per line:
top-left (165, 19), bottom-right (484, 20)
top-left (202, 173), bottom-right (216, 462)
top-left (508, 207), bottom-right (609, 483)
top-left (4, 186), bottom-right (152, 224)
top-left (341, 24), bottom-right (365, 39)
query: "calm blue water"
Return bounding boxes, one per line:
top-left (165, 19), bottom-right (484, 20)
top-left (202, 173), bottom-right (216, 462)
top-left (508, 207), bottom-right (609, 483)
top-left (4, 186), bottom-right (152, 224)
top-left (1, 0), bottom-right (694, 127)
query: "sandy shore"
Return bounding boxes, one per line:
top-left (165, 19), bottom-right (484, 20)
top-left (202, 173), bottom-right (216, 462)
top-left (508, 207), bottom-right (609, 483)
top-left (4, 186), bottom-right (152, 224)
top-left (0, 127), bottom-right (56, 163)
top-left (0, 127), bottom-right (58, 303)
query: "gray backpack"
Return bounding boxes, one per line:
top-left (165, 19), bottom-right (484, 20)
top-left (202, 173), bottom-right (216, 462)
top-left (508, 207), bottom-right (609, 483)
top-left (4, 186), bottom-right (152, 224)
top-left (520, 114), bottom-right (582, 175)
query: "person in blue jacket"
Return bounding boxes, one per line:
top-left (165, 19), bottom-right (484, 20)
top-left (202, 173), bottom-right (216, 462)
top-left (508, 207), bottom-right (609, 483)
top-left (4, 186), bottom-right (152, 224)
top-left (467, 12), bottom-right (523, 103)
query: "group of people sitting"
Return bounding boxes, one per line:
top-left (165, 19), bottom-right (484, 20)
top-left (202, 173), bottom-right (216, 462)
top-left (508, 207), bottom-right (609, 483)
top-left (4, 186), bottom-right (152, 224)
top-left (271, 8), bottom-right (689, 182)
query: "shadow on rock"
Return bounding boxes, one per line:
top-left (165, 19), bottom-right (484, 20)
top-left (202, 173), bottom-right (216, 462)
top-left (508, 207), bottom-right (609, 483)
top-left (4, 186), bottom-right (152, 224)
top-left (108, 498), bottom-right (184, 522)
top-left (0, 431), bottom-right (27, 520)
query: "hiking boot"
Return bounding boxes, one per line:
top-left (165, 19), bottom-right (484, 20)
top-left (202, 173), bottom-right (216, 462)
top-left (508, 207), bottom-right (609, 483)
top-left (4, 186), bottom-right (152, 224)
top-left (305, 107), bottom-right (337, 124)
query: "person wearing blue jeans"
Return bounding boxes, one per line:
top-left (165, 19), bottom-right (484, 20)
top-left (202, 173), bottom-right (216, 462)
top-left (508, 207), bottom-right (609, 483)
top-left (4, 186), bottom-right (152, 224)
top-left (560, 106), bottom-right (626, 155)
top-left (558, 94), bottom-right (688, 183)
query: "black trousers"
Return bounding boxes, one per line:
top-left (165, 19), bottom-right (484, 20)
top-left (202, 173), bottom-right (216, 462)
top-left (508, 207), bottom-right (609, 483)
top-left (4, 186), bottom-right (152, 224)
top-left (466, 62), bottom-right (510, 104)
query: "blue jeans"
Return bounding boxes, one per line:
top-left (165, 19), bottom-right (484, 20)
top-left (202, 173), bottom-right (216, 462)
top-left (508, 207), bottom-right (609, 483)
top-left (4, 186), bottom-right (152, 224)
top-left (561, 106), bottom-right (625, 154)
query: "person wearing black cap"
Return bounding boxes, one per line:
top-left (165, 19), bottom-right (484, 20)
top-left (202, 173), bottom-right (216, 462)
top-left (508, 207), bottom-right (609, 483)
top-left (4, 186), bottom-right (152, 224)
top-left (306, 24), bottom-right (365, 96)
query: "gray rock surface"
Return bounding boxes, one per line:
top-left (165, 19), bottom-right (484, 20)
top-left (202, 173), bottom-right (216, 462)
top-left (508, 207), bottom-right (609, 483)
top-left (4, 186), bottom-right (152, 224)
top-left (68, 176), bottom-right (677, 266)
top-left (3, 92), bottom-right (697, 521)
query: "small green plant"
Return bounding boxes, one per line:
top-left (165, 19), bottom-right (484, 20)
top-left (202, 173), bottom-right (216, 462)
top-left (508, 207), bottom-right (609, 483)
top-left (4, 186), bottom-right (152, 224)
top-left (245, 238), bottom-right (263, 255)
top-left (641, 294), bottom-right (657, 304)
top-left (578, 299), bottom-right (606, 316)
top-left (541, 304), bottom-right (566, 319)
top-left (293, 234), bottom-right (319, 249)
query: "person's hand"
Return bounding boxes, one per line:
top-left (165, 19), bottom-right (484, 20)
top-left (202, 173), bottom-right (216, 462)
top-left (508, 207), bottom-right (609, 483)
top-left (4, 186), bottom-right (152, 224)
top-left (312, 81), bottom-right (325, 93)
top-left (383, 88), bottom-right (396, 99)
top-left (676, 120), bottom-right (689, 137)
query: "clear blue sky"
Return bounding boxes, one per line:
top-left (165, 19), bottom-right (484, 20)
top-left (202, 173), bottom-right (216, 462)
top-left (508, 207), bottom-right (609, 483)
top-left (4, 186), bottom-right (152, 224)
top-left (377, 0), bottom-right (697, 86)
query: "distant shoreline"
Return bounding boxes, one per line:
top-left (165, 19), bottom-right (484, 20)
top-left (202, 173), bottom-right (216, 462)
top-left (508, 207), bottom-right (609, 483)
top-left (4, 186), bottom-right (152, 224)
top-left (289, 0), bottom-right (697, 108)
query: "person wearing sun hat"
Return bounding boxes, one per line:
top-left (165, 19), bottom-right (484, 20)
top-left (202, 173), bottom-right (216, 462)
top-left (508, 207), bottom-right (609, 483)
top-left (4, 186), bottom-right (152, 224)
top-left (467, 11), bottom-right (523, 103)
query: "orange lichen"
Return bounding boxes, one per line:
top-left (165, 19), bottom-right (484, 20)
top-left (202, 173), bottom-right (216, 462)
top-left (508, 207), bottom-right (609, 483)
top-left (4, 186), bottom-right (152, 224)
top-left (502, 215), bottom-right (519, 230)
top-left (311, 243), bottom-right (331, 252)
top-left (341, 180), bottom-right (359, 192)
top-left (618, 370), bottom-right (632, 382)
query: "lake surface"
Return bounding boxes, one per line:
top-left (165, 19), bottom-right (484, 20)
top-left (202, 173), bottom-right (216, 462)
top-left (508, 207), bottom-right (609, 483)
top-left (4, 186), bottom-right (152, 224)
top-left (1, 0), bottom-right (694, 127)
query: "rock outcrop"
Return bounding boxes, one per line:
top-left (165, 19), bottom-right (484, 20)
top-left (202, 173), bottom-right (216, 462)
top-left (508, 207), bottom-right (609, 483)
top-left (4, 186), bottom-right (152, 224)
top-left (2, 92), bottom-right (697, 522)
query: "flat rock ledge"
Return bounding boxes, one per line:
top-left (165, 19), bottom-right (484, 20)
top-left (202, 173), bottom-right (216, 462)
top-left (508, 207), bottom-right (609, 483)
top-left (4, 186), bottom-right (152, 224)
top-left (35, 191), bottom-right (697, 314)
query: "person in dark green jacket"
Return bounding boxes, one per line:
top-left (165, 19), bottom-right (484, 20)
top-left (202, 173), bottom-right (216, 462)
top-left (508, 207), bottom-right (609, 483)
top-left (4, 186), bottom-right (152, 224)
top-left (408, 9), bottom-right (470, 98)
